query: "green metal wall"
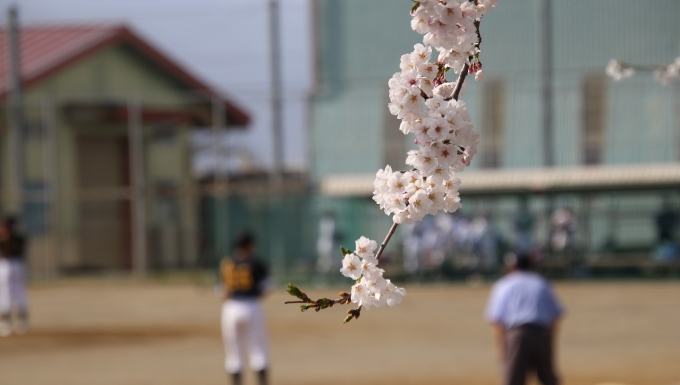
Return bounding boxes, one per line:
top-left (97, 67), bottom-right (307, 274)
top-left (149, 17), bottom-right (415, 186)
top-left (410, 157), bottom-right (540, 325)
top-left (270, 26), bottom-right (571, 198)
top-left (202, 193), bottom-right (317, 279)
top-left (312, 0), bottom-right (680, 180)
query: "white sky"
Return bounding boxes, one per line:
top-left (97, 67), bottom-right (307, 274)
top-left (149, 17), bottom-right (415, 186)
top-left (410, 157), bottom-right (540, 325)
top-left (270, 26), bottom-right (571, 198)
top-left (4, 0), bottom-right (313, 173)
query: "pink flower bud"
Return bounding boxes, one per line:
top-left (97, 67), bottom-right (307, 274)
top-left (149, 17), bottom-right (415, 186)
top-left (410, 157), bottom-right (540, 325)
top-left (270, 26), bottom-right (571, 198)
top-left (475, 69), bottom-right (484, 81)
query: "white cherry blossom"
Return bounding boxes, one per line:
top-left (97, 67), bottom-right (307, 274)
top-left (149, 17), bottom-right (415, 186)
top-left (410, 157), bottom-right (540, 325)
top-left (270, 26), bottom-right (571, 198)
top-left (383, 280), bottom-right (407, 307)
top-left (340, 253), bottom-right (362, 280)
top-left (355, 236), bottom-right (378, 260)
top-left (373, 165), bottom-right (392, 193)
top-left (411, 43), bottom-right (432, 65)
top-left (408, 189), bottom-right (433, 221)
top-left (351, 281), bottom-right (374, 308)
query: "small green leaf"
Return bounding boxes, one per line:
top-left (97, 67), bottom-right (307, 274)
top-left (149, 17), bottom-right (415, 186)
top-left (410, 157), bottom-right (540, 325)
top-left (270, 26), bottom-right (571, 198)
top-left (340, 246), bottom-right (353, 256)
top-left (300, 304), bottom-right (314, 312)
top-left (411, 1), bottom-right (420, 13)
top-left (286, 283), bottom-right (306, 300)
top-left (343, 314), bottom-right (354, 324)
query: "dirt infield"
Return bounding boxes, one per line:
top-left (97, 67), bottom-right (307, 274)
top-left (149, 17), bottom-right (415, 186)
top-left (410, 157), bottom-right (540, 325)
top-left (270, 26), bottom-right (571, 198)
top-left (1, 280), bottom-right (679, 385)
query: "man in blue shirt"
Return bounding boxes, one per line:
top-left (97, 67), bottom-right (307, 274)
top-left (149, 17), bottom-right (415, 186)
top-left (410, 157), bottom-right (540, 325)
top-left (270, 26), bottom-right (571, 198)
top-left (485, 253), bottom-right (564, 385)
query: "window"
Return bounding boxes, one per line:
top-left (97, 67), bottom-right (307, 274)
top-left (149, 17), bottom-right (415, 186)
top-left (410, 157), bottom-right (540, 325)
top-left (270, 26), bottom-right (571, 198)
top-left (582, 75), bottom-right (607, 165)
top-left (481, 79), bottom-right (506, 169)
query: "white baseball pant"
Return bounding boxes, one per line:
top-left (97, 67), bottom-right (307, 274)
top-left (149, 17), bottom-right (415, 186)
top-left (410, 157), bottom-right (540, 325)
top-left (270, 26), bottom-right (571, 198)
top-left (0, 259), bottom-right (28, 315)
top-left (221, 299), bottom-right (268, 374)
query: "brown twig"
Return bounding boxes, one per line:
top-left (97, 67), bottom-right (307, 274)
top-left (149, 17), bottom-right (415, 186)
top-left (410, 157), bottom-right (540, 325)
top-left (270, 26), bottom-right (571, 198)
top-left (284, 292), bottom-right (350, 306)
top-left (375, 222), bottom-right (399, 261)
top-left (284, 284), bottom-right (352, 312)
top-left (451, 65), bottom-right (470, 102)
top-left (621, 62), bottom-right (668, 72)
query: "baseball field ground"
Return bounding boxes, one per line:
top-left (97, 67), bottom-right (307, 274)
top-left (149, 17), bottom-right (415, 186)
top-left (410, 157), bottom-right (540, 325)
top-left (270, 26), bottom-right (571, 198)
top-left (1, 280), bottom-right (679, 385)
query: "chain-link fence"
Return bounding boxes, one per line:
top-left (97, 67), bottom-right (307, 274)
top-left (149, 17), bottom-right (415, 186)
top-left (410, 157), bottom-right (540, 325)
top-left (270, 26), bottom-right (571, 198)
top-left (2, 81), bottom-right (680, 284)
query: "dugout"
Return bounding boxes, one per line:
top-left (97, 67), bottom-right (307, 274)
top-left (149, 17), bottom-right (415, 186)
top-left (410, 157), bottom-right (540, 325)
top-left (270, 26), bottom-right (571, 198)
top-left (319, 163), bottom-right (680, 278)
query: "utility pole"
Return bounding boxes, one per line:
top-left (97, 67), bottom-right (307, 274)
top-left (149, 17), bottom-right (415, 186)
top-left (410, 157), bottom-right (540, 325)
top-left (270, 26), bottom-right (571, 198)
top-left (268, 0), bottom-right (285, 280)
top-left (269, 0), bottom-right (284, 184)
top-left (539, 0), bottom-right (554, 168)
top-left (538, 0), bottom-right (555, 259)
top-left (6, 5), bottom-right (26, 215)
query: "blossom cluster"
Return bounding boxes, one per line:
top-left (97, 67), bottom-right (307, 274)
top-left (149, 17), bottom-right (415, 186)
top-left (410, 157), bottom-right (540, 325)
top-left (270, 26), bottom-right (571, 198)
top-left (340, 236), bottom-right (406, 309)
top-left (376, 0), bottom-right (499, 225)
top-left (605, 59), bottom-right (635, 81)
top-left (411, 0), bottom-right (497, 74)
top-left (286, 1), bottom-right (499, 321)
top-left (653, 58), bottom-right (680, 85)
top-left (607, 57), bottom-right (680, 86)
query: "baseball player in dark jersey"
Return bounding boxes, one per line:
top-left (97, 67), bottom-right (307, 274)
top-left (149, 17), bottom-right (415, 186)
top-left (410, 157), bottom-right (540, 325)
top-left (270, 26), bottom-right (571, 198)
top-left (220, 232), bottom-right (269, 385)
top-left (0, 217), bottom-right (29, 337)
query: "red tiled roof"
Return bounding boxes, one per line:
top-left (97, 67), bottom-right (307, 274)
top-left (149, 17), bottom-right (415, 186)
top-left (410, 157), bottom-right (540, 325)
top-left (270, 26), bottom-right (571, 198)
top-left (0, 24), bottom-right (250, 126)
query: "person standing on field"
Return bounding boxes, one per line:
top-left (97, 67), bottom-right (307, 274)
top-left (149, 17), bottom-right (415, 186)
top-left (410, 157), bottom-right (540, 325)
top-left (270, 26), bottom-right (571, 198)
top-left (0, 217), bottom-right (29, 337)
top-left (485, 253), bottom-right (564, 385)
top-left (220, 232), bottom-right (270, 385)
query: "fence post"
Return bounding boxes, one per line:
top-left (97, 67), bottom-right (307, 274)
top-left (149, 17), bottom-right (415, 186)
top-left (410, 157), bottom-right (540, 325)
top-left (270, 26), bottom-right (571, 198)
top-left (6, 5), bottom-right (26, 216)
top-left (128, 97), bottom-right (147, 278)
top-left (675, 83), bottom-right (680, 161)
top-left (212, 96), bottom-right (229, 264)
top-left (41, 97), bottom-right (60, 280)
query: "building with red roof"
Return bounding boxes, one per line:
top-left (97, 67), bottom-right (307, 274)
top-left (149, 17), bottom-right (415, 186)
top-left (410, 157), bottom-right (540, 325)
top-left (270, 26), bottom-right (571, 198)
top-left (0, 24), bottom-right (250, 275)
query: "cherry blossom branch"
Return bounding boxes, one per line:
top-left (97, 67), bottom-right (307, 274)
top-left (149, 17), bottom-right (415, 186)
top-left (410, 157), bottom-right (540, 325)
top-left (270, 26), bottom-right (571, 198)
top-left (376, 17), bottom-right (483, 261)
top-left (607, 58), bottom-right (680, 85)
top-left (285, 0), bottom-right (497, 324)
